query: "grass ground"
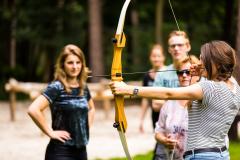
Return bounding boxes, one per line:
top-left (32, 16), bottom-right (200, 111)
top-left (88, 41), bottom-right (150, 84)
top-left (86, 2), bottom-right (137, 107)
top-left (107, 141), bottom-right (240, 160)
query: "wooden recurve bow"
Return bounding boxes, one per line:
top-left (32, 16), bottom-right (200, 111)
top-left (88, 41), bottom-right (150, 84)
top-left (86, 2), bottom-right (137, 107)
top-left (111, 0), bottom-right (132, 160)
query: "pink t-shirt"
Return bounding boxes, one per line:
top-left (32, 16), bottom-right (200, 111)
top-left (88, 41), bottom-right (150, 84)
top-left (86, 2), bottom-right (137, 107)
top-left (155, 100), bottom-right (188, 158)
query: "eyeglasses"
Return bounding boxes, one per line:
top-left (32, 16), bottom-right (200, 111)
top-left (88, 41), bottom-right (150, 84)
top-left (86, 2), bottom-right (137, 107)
top-left (176, 69), bottom-right (190, 76)
top-left (169, 43), bottom-right (185, 49)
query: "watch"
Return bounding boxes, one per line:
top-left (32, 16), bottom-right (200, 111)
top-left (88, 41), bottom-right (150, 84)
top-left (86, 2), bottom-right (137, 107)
top-left (133, 88), bottom-right (139, 96)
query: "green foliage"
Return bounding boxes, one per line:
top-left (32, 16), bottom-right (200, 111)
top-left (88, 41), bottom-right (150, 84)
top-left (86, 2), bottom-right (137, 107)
top-left (1, 65), bottom-right (26, 80)
top-left (95, 151), bottom-right (153, 160)
top-left (0, 81), bottom-right (8, 100)
top-left (0, 0), bottom-right (239, 99)
top-left (129, 151), bottom-right (154, 160)
top-left (102, 141), bottom-right (240, 160)
top-left (229, 141), bottom-right (240, 160)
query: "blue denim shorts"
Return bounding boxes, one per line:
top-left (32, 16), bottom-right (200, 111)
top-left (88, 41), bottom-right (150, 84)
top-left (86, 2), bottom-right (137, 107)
top-left (184, 150), bottom-right (229, 160)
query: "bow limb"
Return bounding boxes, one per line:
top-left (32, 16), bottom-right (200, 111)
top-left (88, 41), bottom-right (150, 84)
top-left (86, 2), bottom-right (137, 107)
top-left (111, 0), bottom-right (132, 160)
top-left (116, 0), bottom-right (131, 35)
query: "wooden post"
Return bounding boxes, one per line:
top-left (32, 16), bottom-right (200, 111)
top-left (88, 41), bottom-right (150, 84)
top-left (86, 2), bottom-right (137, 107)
top-left (9, 91), bottom-right (16, 121)
top-left (5, 78), bottom-right (46, 121)
top-left (103, 99), bottom-right (111, 119)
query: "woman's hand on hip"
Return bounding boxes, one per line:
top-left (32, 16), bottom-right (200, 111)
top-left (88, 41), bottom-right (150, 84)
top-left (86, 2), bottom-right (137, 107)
top-left (49, 130), bottom-right (71, 143)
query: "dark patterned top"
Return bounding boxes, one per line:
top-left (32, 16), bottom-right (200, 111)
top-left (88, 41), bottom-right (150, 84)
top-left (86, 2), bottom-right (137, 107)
top-left (42, 81), bottom-right (91, 148)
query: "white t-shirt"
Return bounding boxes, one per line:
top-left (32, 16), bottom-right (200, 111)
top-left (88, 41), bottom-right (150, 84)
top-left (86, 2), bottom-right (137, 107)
top-left (155, 100), bottom-right (188, 159)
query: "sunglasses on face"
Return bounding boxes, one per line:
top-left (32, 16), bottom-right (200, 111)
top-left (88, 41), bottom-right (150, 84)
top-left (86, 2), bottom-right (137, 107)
top-left (176, 69), bottom-right (190, 76)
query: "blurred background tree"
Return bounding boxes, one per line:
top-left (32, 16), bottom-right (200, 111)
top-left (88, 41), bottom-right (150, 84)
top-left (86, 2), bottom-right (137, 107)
top-left (0, 0), bottom-right (239, 98)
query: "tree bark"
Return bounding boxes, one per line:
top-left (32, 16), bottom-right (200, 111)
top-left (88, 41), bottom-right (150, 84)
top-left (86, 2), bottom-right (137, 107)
top-left (10, 0), bottom-right (16, 69)
top-left (228, 0), bottom-right (240, 142)
top-left (155, 0), bottom-right (164, 45)
top-left (222, 0), bottom-right (234, 43)
top-left (131, 3), bottom-right (140, 67)
top-left (235, 0), bottom-right (240, 77)
top-left (57, 0), bottom-right (64, 33)
top-left (88, 0), bottom-right (103, 82)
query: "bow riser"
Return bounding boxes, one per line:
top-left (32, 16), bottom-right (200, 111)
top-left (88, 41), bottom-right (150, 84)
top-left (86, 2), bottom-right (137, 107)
top-left (111, 33), bottom-right (127, 132)
top-left (111, 34), bottom-right (126, 81)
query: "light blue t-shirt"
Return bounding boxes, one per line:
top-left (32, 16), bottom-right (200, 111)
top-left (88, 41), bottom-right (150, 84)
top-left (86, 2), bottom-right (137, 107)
top-left (153, 64), bottom-right (179, 88)
top-left (153, 64), bottom-right (180, 158)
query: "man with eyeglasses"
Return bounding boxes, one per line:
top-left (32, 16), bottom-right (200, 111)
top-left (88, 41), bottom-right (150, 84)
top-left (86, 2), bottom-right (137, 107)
top-left (153, 31), bottom-right (191, 88)
top-left (152, 30), bottom-right (191, 160)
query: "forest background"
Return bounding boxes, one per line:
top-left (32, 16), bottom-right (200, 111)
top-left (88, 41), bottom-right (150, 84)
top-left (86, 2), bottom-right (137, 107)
top-left (1, 0), bottom-right (240, 100)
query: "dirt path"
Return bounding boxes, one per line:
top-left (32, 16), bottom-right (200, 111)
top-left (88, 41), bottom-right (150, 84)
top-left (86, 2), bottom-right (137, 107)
top-left (0, 101), bottom-right (155, 160)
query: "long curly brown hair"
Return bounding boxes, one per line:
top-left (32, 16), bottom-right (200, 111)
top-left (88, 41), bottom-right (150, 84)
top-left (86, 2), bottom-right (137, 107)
top-left (54, 44), bottom-right (87, 95)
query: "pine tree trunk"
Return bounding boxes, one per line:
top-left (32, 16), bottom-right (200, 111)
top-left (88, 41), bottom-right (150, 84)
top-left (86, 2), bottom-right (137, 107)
top-left (131, 4), bottom-right (140, 68)
top-left (88, 0), bottom-right (103, 82)
top-left (10, 0), bottom-right (16, 69)
top-left (228, 0), bottom-right (240, 142)
top-left (155, 0), bottom-right (164, 45)
top-left (235, 0), bottom-right (240, 76)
